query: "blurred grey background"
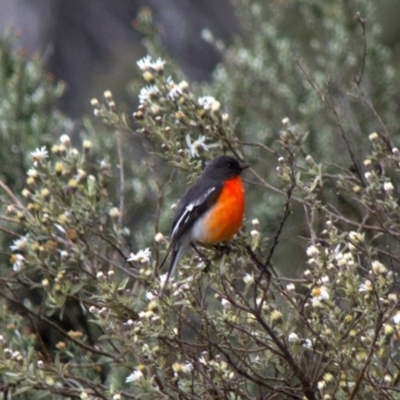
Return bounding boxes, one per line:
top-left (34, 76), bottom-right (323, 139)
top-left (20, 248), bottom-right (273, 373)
top-left (1, 0), bottom-right (400, 118)
top-left (0, 0), bottom-right (237, 117)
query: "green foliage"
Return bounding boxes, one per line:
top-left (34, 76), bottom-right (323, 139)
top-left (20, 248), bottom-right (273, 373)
top-left (1, 1), bottom-right (400, 399)
top-left (0, 28), bottom-right (66, 192)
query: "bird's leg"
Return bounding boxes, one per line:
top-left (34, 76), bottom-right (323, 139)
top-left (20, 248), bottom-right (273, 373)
top-left (191, 243), bottom-right (211, 272)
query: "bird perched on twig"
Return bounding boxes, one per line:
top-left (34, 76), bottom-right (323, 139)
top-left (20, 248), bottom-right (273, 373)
top-left (160, 155), bottom-right (248, 294)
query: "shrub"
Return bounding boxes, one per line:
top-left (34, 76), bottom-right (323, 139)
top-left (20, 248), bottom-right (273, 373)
top-left (1, 1), bottom-right (400, 399)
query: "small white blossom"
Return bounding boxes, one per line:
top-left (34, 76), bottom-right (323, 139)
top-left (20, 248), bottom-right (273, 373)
top-left (96, 271), bottom-right (105, 280)
top-left (282, 117), bottom-right (290, 125)
top-left (304, 269), bottom-right (312, 279)
top-left (384, 374), bottom-right (392, 384)
top-left (182, 361), bottom-right (194, 374)
top-left (151, 58), bottom-right (166, 72)
top-left (369, 132), bottom-right (378, 141)
top-left (199, 356), bottom-right (208, 365)
top-left (286, 283), bottom-right (295, 293)
top-left (243, 274), bottom-right (254, 284)
top-left (311, 286), bottom-right (329, 307)
top-left (138, 85), bottom-right (160, 104)
top-left (317, 381), bottom-right (326, 391)
top-left (250, 230), bottom-right (260, 239)
top-left (221, 298), bottom-right (231, 309)
top-left (159, 273), bottom-right (168, 288)
top-left (392, 311), bottom-right (400, 325)
top-left (364, 172), bottom-right (373, 182)
top-left (383, 181), bottom-right (394, 195)
top-left (31, 146), bottom-right (48, 165)
top-left (137, 55), bottom-right (152, 71)
top-left (137, 55), bottom-right (165, 72)
top-left (198, 96), bottom-right (221, 112)
top-left (288, 332), bottom-right (299, 343)
top-left (12, 254), bottom-right (25, 272)
top-left (303, 339), bottom-right (312, 349)
top-left (146, 291), bottom-right (156, 301)
top-left (186, 134), bottom-right (209, 158)
top-left (128, 248), bottom-right (151, 264)
top-left (320, 275), bottom-right (329, 285)
top-left (306, 245), bottom-right (319, 258)
top-left (27, 168), bottom-right (38, 178)
top-left (358, 279), bottom-right (373, 293)
top-left (167, 84), bottom-right (183, 101)
top-left (10, 234), bottom-right (29, 251)
top-left (126, 369), bottom-right (144, 383)
top-left (371, 260), bottom-right (387, 275)
top-left (154, 232), bottom-right (164, 242)
top-left (59, 134), bottom-right (71, 145)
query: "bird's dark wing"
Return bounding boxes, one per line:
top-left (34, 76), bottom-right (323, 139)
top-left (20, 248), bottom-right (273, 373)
top-left (158, 179), bottom-right (222, 285)
top-left (170, 180), bottom-right (223, 243)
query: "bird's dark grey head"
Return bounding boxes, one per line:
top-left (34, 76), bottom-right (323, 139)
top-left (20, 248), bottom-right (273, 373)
top-left (203, 155), bottom-right (249, 179)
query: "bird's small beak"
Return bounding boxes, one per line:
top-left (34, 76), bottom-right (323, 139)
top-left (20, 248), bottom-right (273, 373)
top-left (239, 161), bottom-right (250, 170)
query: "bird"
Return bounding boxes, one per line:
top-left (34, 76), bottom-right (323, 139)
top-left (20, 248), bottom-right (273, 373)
top-left (160, 155), bottom-right (248, 293)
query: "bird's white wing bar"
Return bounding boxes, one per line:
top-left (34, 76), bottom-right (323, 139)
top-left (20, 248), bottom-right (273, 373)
top-left (171, 186), bottom-right (216, 239)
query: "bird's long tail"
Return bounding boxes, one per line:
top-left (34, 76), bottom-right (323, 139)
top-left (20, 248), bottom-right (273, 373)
top-left (159, 243), bottom-right (186, 296)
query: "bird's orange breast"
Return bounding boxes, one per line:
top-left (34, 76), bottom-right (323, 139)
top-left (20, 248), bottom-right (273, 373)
top-left (197, 176), bottom-right (245, 244)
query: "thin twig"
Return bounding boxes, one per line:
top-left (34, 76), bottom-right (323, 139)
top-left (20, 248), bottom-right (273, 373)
top-left (115, 130), bottom-right (125, 231)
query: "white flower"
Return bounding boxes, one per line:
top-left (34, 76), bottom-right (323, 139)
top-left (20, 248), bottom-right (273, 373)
top-left (27, 168), bottom-right (38, 178)
top-left (199, 356), bottom-right (208, 365)
top-left (10, 234), bottom-right (29, 251)
top-left (167, 85), bottom-right (183, 101)
top-left (138, 85), bottom-right (160, 104)
top-left (250, 230), bottom-right (260, 239)
top-left (364, 172), bottom-right (373, 182)
top-left (306, 245), bottom-right (319, 258)
top-left (154, 232), bottom-right (164, 243)
top-left (320, 275), bottom-right (329, 285)
top-left (137, 55), bottom-right (152, 71)
top-left (198, 96), bottom-right (221, 112)
top-left (359, 279), bottom-right (373, 293)
top-left (371, 260), bottom-right (387, 275)
top-left (146, 291), bottom-right (156, 301)
top-left (311, 286), bottom-right (329, 307)
top-left (181, 361), bottom-right (194, 374)
top-left (125, 369), bottom-right (143, 382)
top-left (159, 273), bottom-right (168, 288)
top-left (392, 311), bottom-right (400, 324)
top-left (303, 339), bottom-right (312, 349)
top-left (31, 146), bottom-right (48, 165)
top-left (221, 298), bottom-right (231, 309)
top-left (369, 132), bottom-right (378, 141)
top-left (127, 248), bottom-right (151, 264)
top-left (383, 181), bottom-right (394, 195)
top-left (137, 55), bottom-right (166, 72)
top-left (186, 134), bottom-right (209, 158)
top-left (286, 283), bottom-right (295, 293)
top-left (151, 58), bottom-right (166, 72)
top-left (288, 332), bottom-right (299, 343)
top-left (243, 274), bottom-right (254, 284)
top-left (59, 134), bottom-right (70, 145)
top-left (96, 271), bottom-right (105, 280)
top-left (12, 254), bottom-right (25, 272)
